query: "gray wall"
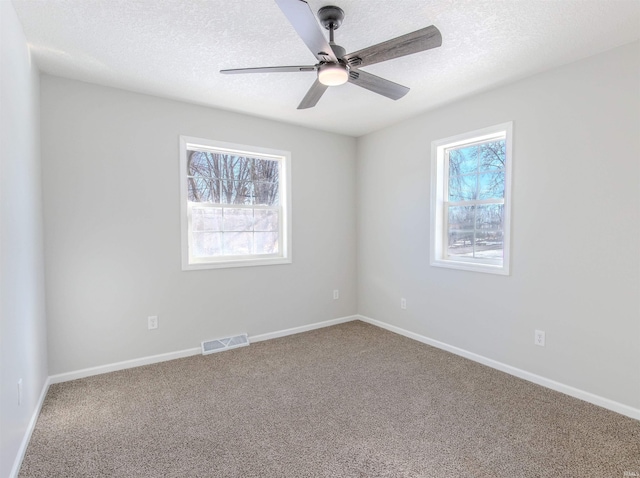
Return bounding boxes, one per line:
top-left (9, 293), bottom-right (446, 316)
top-left (0, 2), bottom-right (48, 477)
top-left (357, 42), bottom-right (640, 410)
top-left (40, 76), bottom-right (358, 375)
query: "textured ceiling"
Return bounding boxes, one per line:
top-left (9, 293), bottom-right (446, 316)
top-left (11, 0), bottom-right (640, 137)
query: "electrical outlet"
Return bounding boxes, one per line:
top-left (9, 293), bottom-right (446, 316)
top-left (148, 316), bottom-right (158, 330)
top-left (400, 298), bottom-right (407, 310)
top-left (333, 289), bottom-right (339, 300)
top-left (17, 379), bottom-right (22, 406)
top-left (535, 330), bottom-right (545, 347)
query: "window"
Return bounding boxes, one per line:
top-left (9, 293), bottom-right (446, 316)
top-left (180, 136), bottom-right (291, 270)
top-left (430, 122), bottom-right (512, 275)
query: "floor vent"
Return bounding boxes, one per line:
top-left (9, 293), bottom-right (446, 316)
top-left (201, 334), bottom-right (249, 355)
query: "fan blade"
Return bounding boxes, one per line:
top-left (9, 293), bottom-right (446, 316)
top-left (221, 65), bottom-right (317, 74)
top-left (275, 0), bottom-right (338, 63)
top-left (348, 69), bottom-right (409, 100)
top-left (297, 79), bottom-right (329, 109)
top-left (344, 25), bottom-right (442, 68)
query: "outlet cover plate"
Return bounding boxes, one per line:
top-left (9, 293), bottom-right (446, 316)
top-left (535, 329), bottom-right (545, 346)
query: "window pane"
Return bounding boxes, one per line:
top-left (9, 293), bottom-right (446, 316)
top-left (254, 210), bottom-right (279, 231)
top-left (448, 205), bottom-right (474, 257)
top-left (192, 208), bottom-right (223, 232)
top-left (448, 230), bottom-right (474, 257)
top-left (479, 140), bottom-right (506, 171)
top-left (223, 208), bottom-right (253, 231)
top-left (192, 232), bottom-right (222, 257)
top-left (254, 232), bottom-right (279, 254)
top-left (205, 153), bottom-right (225, 179)
top-left (449, 146), bottom-right (477, 175)
top-left (475, 230), bottom-right (503, 259)
top-left (478, 172), bottom-right (505, 200)
top-left (220, 180), bottom-right (254, 204)
top-left (223, 232), bottom-right (252, 255)
top-left (188, 178), bottom-right (211, 202)
top-left (254, 181), bottom-right (279, 206)
top-left (476, 204), bottom-right (504, 230)
top-left (253, 158), bottom-right (280, 183)
top-left (448, 174), bottom-right (477, 201)
top-left (448, 205), bottom-right (475, 230)
top-left (216, 155), bottom-right (253, 181)
top-left (188, 151), bottom-right (222, 178)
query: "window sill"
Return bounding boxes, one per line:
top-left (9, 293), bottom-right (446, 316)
top-left (182, 256), bottom-right (292, 271)
top-left (430, 258), bottom-right (509, 276)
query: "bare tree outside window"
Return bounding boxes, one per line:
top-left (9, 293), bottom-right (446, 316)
top-left (187, 152), bottom-right (279, 205)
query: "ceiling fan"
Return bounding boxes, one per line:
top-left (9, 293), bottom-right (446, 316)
top-left (220, 0), bottom-right (442, 109)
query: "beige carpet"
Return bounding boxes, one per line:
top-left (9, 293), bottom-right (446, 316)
top-left (19, 321), bottom-right (640, 477)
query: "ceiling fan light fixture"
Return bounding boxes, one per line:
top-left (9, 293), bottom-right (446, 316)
top-left (318, 63), bottom-right (348, 86)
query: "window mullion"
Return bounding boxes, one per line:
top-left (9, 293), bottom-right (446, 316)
top-left (473, 204), bottom-right (477, 259)
top-left (443, 202), bottom-right (450, 256)
top-left (448, 198), bottom-right (503, 207)
top-left (443, 150), bottom-right (450, 203)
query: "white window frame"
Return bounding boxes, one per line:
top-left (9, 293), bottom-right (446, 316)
top-left (430, 122), bottom-right (513, 275)
top-left (179, 136), bottom-right (292, 270)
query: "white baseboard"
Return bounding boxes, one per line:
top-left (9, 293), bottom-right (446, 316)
top-left (9, 376), bottom-right (50, 478)
top-left (249, 315), bottom-right (358, 343)
top-left (49, 347), bottom-right (201, 384)
top-left (357, 314), bottom-right (640, 421)
top-left (48, 315), bottom-right (360, 385)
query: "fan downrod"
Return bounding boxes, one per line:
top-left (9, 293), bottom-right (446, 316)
top-left (318, 6), bottom-right (345, 30)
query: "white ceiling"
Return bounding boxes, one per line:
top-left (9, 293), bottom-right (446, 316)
top-left (11, 0), bottom-right (640, 137)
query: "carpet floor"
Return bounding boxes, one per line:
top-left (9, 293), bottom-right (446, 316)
top-left (19, 321), bottom-right (640, 477)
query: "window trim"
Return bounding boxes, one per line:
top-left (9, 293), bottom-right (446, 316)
top-left (179, 136), bottom-right (292, 271)
top-left (430, 122), bottom-right (513, 275)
